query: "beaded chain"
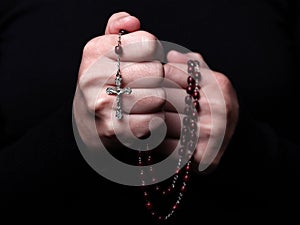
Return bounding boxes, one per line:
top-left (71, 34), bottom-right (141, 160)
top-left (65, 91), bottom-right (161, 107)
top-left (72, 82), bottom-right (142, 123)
top-left (139, 59), bottom-right (202, 222)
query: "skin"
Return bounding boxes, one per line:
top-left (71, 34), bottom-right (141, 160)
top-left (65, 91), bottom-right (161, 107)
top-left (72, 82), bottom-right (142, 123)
top-left (73, 12), bottom-right (239, 174)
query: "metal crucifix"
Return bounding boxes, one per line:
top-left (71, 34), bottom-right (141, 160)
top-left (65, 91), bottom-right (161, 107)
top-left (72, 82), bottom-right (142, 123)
top-left (106, 74), bottom-right (132, 120)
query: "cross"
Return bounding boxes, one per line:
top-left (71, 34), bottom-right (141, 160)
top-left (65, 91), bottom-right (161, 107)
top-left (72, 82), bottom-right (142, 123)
top-left (106, 75), bottom-right (132, 119)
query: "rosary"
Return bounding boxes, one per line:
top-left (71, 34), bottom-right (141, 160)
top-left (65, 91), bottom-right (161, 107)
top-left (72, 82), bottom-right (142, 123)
top-left (107, 30), bottom-right (201, 222)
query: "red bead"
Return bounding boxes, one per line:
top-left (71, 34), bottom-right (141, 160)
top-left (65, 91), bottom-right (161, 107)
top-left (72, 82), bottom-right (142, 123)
top-left (193, 91), bottom-right (200, 100)
top-left (186, 85), bottom-right (194, 95)
top-left (186, 165), bottom-right (190, 171)
top-left (187, 76), bottom-right (195, 85)
top-left (181, 185), bottom-right (187, 192)
top-left (146, 201), bottom-right (153, 210)
top-left (173, 204), bottom-right (178, 210)
top-left (183, 175), bottom-right (189, 181)
top-left (193, 101), bottom-right (200, 112)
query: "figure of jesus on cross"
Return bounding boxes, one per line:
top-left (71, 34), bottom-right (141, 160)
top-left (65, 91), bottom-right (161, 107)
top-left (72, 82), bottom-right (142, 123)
top-left (106, 73), bottom-right (132, 120)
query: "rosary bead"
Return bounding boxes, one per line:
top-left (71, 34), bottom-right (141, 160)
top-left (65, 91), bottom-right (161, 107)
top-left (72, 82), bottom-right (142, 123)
top-left (178, 147), bottom-right (185, 156)
top-left (190, 132), bottom-right (197, 142)
top-left (146, 201), bottom-right (153, 210)
top-left (185, 95), bottom-right (192, 104)
top-left (182, 126), bottom-right (188, 135)
top-left (193, 91), bottom-right (200, 100)
top-left (187, 60), bottom-right (196, 67)
top-left (183, 175), bottom-right (189, 182)
top-left (193, 72), bottom-right (201, 80)
top-left (188, 142), bottom-right (196, 151)
top-left (188, 66), bottom-right (194, 73)
top-left (187, 76), bottom-right (195, 85)
top-left (183, 116), bottom-right (190, 126)
top-left (190, 121), bottom-right (197, 130)
top-left (191, 111), bottom-right (198, 120)
top-left (184, 107), bottom-right (191, 115)
top-left (193, 100), bottom-right (200, 112)
top-left (173, 204), bottom-right (178, 210)
top-left (185, 165), bottom-right (190, 171)
top-left (180, 137), bottom-right (187, 146)
top-left (115, 45), bottom-right (123, 55)
top-left (119, 29), bottom-right (127, 35)
top-left (186, 85), bottom-right (194, 95)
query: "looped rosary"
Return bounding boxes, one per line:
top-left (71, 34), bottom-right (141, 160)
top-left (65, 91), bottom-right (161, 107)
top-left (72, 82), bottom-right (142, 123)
top-left (139, 60), bottom-right (202, 222)
top-left (106, 29), bottom-right (202, 222)
top-left (106, 29), bottom-right (132, 119)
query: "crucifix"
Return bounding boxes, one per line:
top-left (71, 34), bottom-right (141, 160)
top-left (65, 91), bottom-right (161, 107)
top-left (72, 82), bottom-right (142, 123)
top-left (106, 73), bottom-right (132, 120)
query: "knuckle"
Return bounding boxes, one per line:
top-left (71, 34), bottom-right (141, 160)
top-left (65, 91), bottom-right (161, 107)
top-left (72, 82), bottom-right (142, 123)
top-left (94, 94), bottom-right (111, 113)
top-left (214, 72), bottom-right (231, 89)
top-left (140, 88), bottom-right (165, 107)
top-left (135, 31), bottom-right (162, 59)
top-left (193, 53), bottom-right (204, 61)
top-left (137, 30), bottom-right (158, 42)
top-left (83, 37), bottom-right (98, 56)
top-left (98, 119), bottom-right (115, 138)
top-left (101, 122), bottom-right (115, 138)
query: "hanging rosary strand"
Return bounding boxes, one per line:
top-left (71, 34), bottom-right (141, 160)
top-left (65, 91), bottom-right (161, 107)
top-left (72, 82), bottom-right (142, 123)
top-left (106, 30), bottom-right (132, 120)
top-left (139, 59), bottom-right (202, 222)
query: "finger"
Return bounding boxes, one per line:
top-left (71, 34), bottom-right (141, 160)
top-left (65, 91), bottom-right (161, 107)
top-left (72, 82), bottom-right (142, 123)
top-left (82, 30), bottom-right (163, 65)
top-left (164, 50), bottom-right (209, 89)
top-left (109, 61), bottom-right (164, 88)
top-left (79, 61), bottom-right (164, 113)
top-left (164, 87), bottom-right (209, 114)
top-left (105, 12), bottom-right (141, 35)
top-left (166, 50), bottom-right (203, 64)
top-left (164, 112), bottom-right (211, 139)
top-left (96, 112), bottom-right (165, 139)
top-left (94, 87), bottom-right (165, 114)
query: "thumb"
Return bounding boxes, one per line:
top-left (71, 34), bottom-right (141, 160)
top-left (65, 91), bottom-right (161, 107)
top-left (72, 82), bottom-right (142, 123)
top-left (105, 12), bottom-right (141, 35)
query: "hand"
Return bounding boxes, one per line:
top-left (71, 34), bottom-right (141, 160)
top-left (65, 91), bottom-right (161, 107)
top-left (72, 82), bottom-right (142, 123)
top-left (163, 51), bottom-right (239, 173)
top-left (73, 12), bottom-right (165, 151)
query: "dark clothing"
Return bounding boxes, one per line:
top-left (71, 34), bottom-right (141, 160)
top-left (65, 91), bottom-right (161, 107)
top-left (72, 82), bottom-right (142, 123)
top-left (0, 0), bottom-right (299, 222)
